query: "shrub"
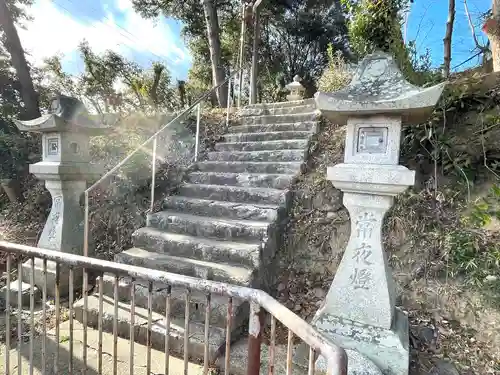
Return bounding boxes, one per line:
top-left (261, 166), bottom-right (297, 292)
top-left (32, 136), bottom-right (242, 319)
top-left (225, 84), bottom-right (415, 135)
top-left (317, 45), bottom-right (352, 92)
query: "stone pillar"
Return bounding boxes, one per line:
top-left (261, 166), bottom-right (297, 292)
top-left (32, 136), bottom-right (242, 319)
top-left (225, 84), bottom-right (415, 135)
top-left (286, 75), bottom-right (305, 101)
top-left (14, 95), bottom-right (108, 296)
top-left (298, 52), bottom-right (445, 375)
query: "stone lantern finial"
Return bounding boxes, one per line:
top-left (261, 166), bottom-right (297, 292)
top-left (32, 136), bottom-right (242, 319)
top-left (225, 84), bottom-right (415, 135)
top-left (285, 75), bottom-right (305, 101)
top-left (296, 52), bottom-right (446, 375)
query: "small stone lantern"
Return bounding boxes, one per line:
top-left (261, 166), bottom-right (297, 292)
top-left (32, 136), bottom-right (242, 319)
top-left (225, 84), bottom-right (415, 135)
top-left (14, 95), bottom-right (108, 296)
top-left (286, 75), bottom-right (305, 101)
top-left (306, 52), bottom-right (445, 374)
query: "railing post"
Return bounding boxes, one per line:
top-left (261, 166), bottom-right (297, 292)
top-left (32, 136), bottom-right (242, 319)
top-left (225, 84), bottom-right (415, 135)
top-left (150, 136), bottom-right (157, 212)
top-left (249, 5), bottom-right (260, 105)
top-left (194, 103), bottom-right (201, 162)
top-left (226, 70), bottom-right (232, 128)
top-left (247, 302), bottom-right (264, 375)
top-left (238, 2), bottom-right (249, 108)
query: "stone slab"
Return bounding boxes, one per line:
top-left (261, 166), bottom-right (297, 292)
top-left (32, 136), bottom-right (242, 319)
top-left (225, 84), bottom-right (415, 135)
top-left (316, 349), bottom-right (382, 375)
top-left (214, 139), bottom-right (309, 152)
top-left (21, 258), bottom-right (81, 297)
top-left (196, 161), bottom-right (303, 175)
top-left (0, 319), bottom-right (205, 375)
top-left (314, 309), bottom-right (409, 375)
top-left (0, 280), bottom-right (40, 308)
top-left (74, 294), bottom-right (229, 362)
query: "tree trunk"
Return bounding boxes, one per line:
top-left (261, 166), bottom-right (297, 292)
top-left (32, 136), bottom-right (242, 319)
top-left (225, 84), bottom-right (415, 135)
top-left (484, 0), bottom-right (500, 72)
top-left (201, 0), bottom-right (227, 107)
top-left (443, 0), bottom-right (456, 78)
top-left (0, 0), bottom-right (40, 119)
top-left (249, 6), bottom-right (260, 105)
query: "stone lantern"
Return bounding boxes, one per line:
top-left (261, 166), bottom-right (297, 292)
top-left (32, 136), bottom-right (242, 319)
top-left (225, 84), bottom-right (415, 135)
top-left (286, 75), bottom-right (305, 101)
top-left (14, 95), bottom-right (108, 296)
top-left (306, 52), bottom-right (445, 374)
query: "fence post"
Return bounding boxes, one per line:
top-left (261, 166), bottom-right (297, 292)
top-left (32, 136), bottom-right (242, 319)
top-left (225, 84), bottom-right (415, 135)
top-left (247, 302), bottom-right (264, 375)
top-left (194, 103), bottom-right (201, 162)
top-left (249, 6), bottom-right (260, 105)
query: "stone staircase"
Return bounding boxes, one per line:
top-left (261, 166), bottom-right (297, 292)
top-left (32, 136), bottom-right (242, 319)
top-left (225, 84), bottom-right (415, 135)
top-left (74, 99), bottom-right (319, 366)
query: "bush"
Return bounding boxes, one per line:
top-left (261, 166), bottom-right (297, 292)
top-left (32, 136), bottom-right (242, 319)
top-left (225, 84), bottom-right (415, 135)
top-left (0, 131), bottom-right (40, 180)
top-left (317, 45), bottom-right (352, 92)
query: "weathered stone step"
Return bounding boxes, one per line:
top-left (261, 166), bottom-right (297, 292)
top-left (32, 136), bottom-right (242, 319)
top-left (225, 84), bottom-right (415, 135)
top-left (162, 195), bottom-right (279, 221)
top-left (74, 294), bottom-right (228, 362)
top-left (214, 139), bottom-right (309, 152)
top-left (207, 150), bottom-right (306, 163)
top-left (187, 171), bottom-right (295, 190)
top-left (147, 210), bottom-right (270, 242)
top-left (133, 227), bottom-right (262, 268)
top-left (178, 183), bottom-right (288, 206)
top-left (243, 98), bottom-right (315, 109)
top-left (98, 274), bottom-right (248, 329)
top-left (115, 248), bottom-right (254, 286)
top-left (224, 131), bottom-right (311, 143)
top-left (196, 161), bottom-right (302, 174)
top-left (241, 113), bottom-right (318, 125)
top-left (239, 104), bottom-right (316, 116)
top-left (228, 122), bottom-right (317, 134)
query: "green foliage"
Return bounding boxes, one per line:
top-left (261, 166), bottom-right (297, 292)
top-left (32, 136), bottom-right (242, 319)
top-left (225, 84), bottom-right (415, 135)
top-left (0, 131), bottom-right (39, 180)
top-left (317, 44), bottom-right (352, 92)
top-left (340, 0), bottom-right (427, 84)
top-left (467, 185), bottom-right (500, 228)
top-left (447, 186), bottom-right (500, 291)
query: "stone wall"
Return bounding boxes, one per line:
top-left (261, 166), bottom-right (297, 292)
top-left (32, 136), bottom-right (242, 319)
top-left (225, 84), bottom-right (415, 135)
top-left (279, 120), bottom-right (349, 277)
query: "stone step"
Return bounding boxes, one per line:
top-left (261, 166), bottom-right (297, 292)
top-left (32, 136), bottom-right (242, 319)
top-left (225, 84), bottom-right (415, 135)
top-left (207, 150), bottom-right (306, 163)
top-left (115, 248), bottom-right (255, 286)
top-left (241, 113), bottom-right (318, 125)
top-left (162, 195), bottom-right (280, 221)
top-left (133, 227), bottom-right (262, 268)
top-left (224, 131), bottom-right (311, 143)
top-left (214, 139), bottom-right (309, 152)
top-left (187, 171), bottom-right (295, 190)
top-left (147, 210), bottom-right (270, 243)
top-left (74, 294), bottom-right (229, 362)
top-left (195, 161), bottom-right (303, 174)
top-left (228, 122), bottom-right (317, 134)
top-left (243, 98), bottom-right (315, 109)
top-left (98, 274), bottom-right (248, 329)
top-left (239, 104), bottom-right (317, 116)
top-left (178, 183), bottom-right (288, 206)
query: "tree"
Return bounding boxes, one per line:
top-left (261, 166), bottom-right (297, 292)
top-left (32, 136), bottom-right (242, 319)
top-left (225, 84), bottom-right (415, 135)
top-left (484, 0), bottom-right (500, 71)
top-left (132, 0), bottom-right (228, 106)
top-left (0, 0), bottom-right (40, 119)
top-left (43, 44), bottom-right (177, 115)
top-left (201, 0), bottom-right (227, 106)
top-left (258, 0), bottom-right (349, 98)
top-left (443, 0), bottom-right (455, 78)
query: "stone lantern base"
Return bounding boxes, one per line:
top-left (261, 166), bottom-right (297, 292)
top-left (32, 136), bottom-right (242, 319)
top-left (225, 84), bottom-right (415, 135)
top-left (313, 309), bottom-right (409, 375)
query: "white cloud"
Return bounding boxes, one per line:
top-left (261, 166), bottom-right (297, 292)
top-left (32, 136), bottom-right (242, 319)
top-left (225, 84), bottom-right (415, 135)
top-left (18, 0), bottom-right (191, 73)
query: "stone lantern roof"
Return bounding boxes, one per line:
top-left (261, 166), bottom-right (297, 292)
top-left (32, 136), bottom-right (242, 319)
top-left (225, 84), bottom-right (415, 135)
top-left (315, 51), bottom-right (446, 125)
top-left (14, 95), bottom-right (109, 134)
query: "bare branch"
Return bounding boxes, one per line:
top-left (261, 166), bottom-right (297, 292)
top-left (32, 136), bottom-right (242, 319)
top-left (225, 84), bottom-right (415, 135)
top-left (464, 0), bottom-right (487, 52)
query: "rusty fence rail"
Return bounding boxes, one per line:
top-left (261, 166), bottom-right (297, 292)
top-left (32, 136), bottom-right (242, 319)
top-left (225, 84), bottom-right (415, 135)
top-left (0, 240), bottom-right (347, 375)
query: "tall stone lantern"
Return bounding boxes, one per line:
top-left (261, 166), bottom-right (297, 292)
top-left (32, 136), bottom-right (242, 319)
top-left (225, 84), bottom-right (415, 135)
top-left (14, 95), bottom-right (108, 296)
top-left (309, 52), bottom-right (445, 374)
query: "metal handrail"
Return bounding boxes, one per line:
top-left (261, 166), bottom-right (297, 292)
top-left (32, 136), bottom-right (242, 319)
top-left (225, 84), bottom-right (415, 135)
top-left (0, 240), bottom-right (348, 375)
top-left (83, 67), bottom-right (242, 258)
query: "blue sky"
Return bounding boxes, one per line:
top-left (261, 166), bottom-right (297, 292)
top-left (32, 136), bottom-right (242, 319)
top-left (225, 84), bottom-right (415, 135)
top-left (406, 0), bottom-right (490, 71)
top-left (18, 0), bottom-right (192, 80)
top-left (18, 0), bottom-right (491, 83)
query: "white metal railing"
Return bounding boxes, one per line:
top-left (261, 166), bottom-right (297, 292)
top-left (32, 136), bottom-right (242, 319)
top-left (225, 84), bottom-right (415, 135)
top-left (0, 240), bottom-right (348, 375)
